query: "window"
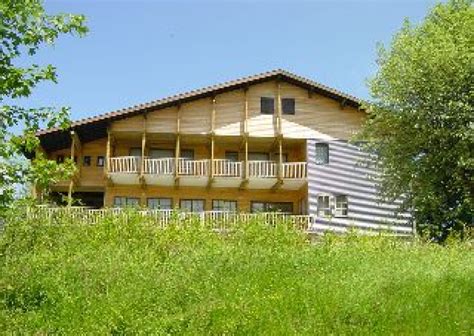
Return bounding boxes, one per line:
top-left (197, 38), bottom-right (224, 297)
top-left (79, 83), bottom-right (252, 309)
top-left (56, 155), bottom-right (64, 163)
top-left (180, 149), bottom-right (194, 160)
top-left (114, 196), bottom-right (140, 208)
top-left (317, 195), bottom-right (331, 217)
top-left (282, 98), bottom-right (295, 115)
top-left (149, 149), bottom-right (174, 159)
top-left (272, 153), bottom-right (288, 162)
top-left (251, 201), bottom-right (293, 213)
top-left (315, 143), bottom-right (329, 165)
top-left (225, 151), bottom-right (239, 162)
top-left (335, 195), bottom-right (348, 217)
top-left (212, 200), bottom-right (238, 212)
top-left (96, 156), bottom-right (105, 167)
top-left (248, 152), bottom-right (270, 161)
top-left (180, 199), bottom-right (205, 212)
top-left (129, 148), bottom-right (142, 157)
top-left (260, 97), bottom-right (274, 114)
top-left (147, 198), bottom-right (173, 210)
top-left (83, 156), bottom-right (91, 166)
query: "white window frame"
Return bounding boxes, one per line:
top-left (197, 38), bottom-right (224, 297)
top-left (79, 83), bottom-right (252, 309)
top-left (315, 143), bottom-right (329, 165)
top-left (316, 194), bottom-right (332, 217)
top-left (335, 195), bottom-right (349, 217)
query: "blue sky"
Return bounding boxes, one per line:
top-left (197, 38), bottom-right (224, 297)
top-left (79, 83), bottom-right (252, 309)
top-left (22, 0), bottom-right (438, 122)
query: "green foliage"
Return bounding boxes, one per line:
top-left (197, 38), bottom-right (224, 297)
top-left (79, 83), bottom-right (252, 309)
top-left (0, 0), bottom-right (87, 214)
top-left (0, 211), bottom-right (472, 334)
top-left (360, 0), bottom-right (474, 240)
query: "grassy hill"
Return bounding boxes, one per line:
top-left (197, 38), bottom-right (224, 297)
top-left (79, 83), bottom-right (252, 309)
top-left (0, 211), bottom-right (472, 334)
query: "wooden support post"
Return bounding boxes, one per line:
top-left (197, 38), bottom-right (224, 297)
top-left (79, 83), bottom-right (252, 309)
top-left (174, 134), bottom-right (180, 187)
top-left (209, 97), bottom-right (216, 184)
top-left (276, 81), bottom-right (282, 136)
top-left (105, 129), bottom-right (111, 177)
top-left (278, 136), bottom-right (283, 181)
top-left (175, 105), bottom-right (181, 187)
top-left (67, 131), bottom-right (76, 207)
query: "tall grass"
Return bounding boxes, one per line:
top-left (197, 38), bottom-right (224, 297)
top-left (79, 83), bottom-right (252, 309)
top-left (0, 210), bottom-right (472, 334)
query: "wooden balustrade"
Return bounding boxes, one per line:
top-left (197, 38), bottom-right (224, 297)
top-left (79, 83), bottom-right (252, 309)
top-left (247, 161), bottom-right (278, 178)
top-left (109, 157), bottom-right (306, 179)
top-left (177, 159), bottom-right (209, 176)
top-left (213, 159), bottom-right (242, 177)
top-left (108, 156), bottom-right (140, 173)
top-left (282, 162), bottom-right (307, 179)
top-left (143, 158), bottom-right (175, 175)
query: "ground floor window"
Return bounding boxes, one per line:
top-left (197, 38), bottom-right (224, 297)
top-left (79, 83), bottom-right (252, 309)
top-left (316, 194), bottom-right (349, 217)
top-left (335, 195), bottom-right (348, 217)
top-left (180, 199), bottom-right (205, 212)
top-left (114, 196), bottom-right (140, 208)
top-left (212, 199), bottom-right (238, 212)
top-left (317, 195), bottom-right (331, 217)
top-left (147, 198), bottom-right (173, 210)
top-left (251, 201), bottom-right (293, 213)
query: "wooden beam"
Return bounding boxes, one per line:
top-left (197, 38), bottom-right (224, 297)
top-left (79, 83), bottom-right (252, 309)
top-left (174, 133), bottom-right (180, 188)
top-left (278, 136), bottom-right (283, 182)
top-left (276, 81), bottom-right (282, 136)
top-left (105, 129), bottom-right (111, 177)
top-left (271, 180), bottom-right (283, 191)
top-left (67, 131), bottom-right (77, 207)
top-left (243, 88), bottom-right (249, 135)
top-left (140, 131), bottom-right (146, 175)
top-left (239, 178), bottom-right (249, 190)
top-left (244, 136), bottom-right (249, 180)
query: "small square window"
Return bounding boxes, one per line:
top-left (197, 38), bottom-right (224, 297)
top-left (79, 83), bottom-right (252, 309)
top-left (282, 98), bottom-right (295, 115)
top-left (315, 143), bottom-right (329, 165)
top-left (83, 156), bottom-right (91, 166)
top-left (335, 195), bottom-right (348, 217)
top-left (261, 97), bottom-right (274, 115)
top-left (96, 156), bottom-right (105, 167)
top-left (56, 155), bottom-right (64, 164)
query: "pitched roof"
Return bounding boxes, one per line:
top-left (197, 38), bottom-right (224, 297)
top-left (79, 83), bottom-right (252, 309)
top-left (37, 69), bottom-right (363, 152)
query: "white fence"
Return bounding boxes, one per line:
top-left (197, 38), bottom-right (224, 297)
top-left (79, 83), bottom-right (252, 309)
top-left (247, 161), bottom-right (278, 178)
top-left (25, 207), bottom-right (412, 236)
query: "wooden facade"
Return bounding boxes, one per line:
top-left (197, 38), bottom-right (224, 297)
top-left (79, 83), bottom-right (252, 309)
top-left (40, 71), bottom-right (373, 219)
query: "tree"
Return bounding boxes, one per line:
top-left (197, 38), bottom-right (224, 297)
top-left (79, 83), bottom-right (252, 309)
top-left (0, 0), bottom-right (87, 214)
top-left (360, 0), bottom-right (473, 240)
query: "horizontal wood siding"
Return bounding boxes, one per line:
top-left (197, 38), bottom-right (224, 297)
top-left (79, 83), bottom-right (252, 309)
top-left (214, 90), bottom-right (243, 136)
top-left (306, 139), bottom-right (412, 233)
top-left (108, 80), bottom-right (365, 140)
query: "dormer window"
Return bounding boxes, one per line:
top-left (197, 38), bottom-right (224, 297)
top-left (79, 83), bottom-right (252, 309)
top-left (260, 97), bottom-right (274, 114)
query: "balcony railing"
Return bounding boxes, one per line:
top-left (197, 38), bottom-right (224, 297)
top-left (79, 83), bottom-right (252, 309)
top-left (143, 158), bottom-right (175, 175)
top-left (247, 161), bottom-right (278, 178)
top-left (213, 159), bottom-right (242, 177)
top-left (282, 162), bottom-right (307, 179)
top-left (108, 156), bottom-right (140, 174)
top-left (109, 157), bottom-right (307, 179)
top-left (177, 159), bottom-right (209, 176)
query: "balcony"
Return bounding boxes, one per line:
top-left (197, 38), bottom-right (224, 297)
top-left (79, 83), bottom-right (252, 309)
top-left (108, 156), bottom-right (307, 189)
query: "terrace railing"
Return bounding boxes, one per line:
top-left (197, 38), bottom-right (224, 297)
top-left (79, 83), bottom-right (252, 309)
top-left (143, 158), bottom-right (175, 175)
top-left (177, 159), bottom-right (209, 176)
top-left (212, 160), bottom-right (242, 177)
top-left (282, 162), bottom-right (307, 179)
top-left (247, 161), bottom-right (278, 178)
top-left (108, 156), bottom-right (140, 174)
